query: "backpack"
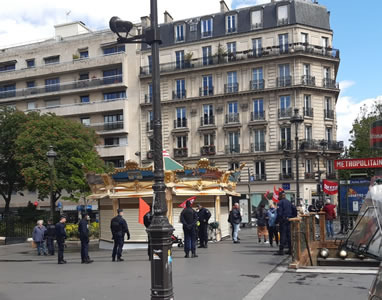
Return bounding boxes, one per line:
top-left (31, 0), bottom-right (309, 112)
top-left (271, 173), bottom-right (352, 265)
top-left (111, 217), bottom-right (121, 234)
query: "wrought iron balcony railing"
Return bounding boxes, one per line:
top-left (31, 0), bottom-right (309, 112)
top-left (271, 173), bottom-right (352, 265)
top-left (225, 113), bottom-right (240, 124)
top-left (200, 115), bottom-right (215, 126)
top-left (200, 145), bottom-right (216, 156)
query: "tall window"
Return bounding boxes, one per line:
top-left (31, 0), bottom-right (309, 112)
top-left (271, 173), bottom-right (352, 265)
top-left (227, 101), bottom-right (238, 123)
top-left (323, 67), bottom-right (331, 86)
top-left (176, 107), bottom-right (187, 128)
top-left (201, 18), bottom-right (213, 37)
top-left (175, 79), bottom-right (186, 99)
top-left (279, 95), bottom-right (291, 118)
top-left (202, 75), bottom-right (213, 96)
top-left (104, 114), bottom-right (123, 130)
top-left (226, 14), bottom-right (237, 33)
top-left (322, 37), bottom-right (329, 49)
top-left (305, 126), bottom-right (312, 141)
top-left (281, 159), bottom-right (292, 176)
top-left (204, 133), bottom-right (214, 146)
top-left (148, 83), bottom-right (153, 102)
top-left (325, 97), bottom-right (332, 118)
top-left (301, 33), bottom-right (308, 45)
top-left (227, 42), bottom-right (236, 61)
top-left (175, 50), bottom-right (184, 69)
top-left (203, 104), bottom-right (214, 125)
top-left (148, 111), bottom-right (153, 131)
top-left (303, 64), bottom-right (310, 77)
top-left (202, 46), bottom-right (213, 66)
top-left (279, 34), bottom-right (288, 53)
top-left (175, 24), bottom-right (185, 42)
top-left (45, 78), bottom-right (60, 92)
top-left (253, 99), bottom-right (264, 120)
top-left (252, 38), bottom-right (262, 57)
top-left (327, 160), bottom-right (334, 174)
top-left (176, 136), bottom-right (187, 148)
top-left (148, 55), bottom-right (152, 74)
top-left (254, 161), bottom-right (265, 180)
top-left (228, 131), bottom-right (240, 153)
top-left (252, 67), bottom-right (263, 89)
top-left (103, 68), bottom-right (122, 84)
top-left (277, 5), bottom-right (288, 24)
top-left (304, 95), bottom-right (312, 117)
top-left (228, 101), bottom-right (238, 114)
top-left (227, 71), bottom-right (238, 92)
top-left (326, 127), bottom-right (333, 142)
top-left (278, 64), bottom-right (290, 87)
top-left (305, 159), bottom-right (313, 174)
top-left (253, 129), bottom-right (265, 152)
top-left (280, 127), bottom-right (291, 149)
top-left (251, 10), bottom-right (262, 29)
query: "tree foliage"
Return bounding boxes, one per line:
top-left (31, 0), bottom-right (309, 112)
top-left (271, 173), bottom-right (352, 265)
top-left (0, 107), bottom-right (29, 213)
top-left (15, 113), bottom-right (107, 205)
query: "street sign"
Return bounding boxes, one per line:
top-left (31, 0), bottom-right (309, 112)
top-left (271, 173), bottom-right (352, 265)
top-left (334, 157), bottom-right (382, 170)
top-left (282, 183), bottom-right (290, 190)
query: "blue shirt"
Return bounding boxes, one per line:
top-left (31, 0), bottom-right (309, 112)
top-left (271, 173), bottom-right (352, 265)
top-left (267, 208), bottom-right (278, 227)
top-left (277, 198), bottom-right (293, 219)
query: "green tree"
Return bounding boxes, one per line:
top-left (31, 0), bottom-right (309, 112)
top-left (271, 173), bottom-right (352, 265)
top-left (0, 107), bottom-right (29, 214)
top-left (15, 113), bottom-right (107, 218)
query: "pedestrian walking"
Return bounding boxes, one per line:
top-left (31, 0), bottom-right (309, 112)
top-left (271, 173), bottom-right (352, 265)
top-left (45, 219), bottom-right (56, 255)
top-left (110, 209), bottom-right (130, 262)
top-left (55, 215), bottom-right (67, 264)
top-left (228, 203), bottom-right (242, 244)
top-left (180, 201), bottom-right (198, 258)
top-left (267, 204), bottom-right (279, 247)
top-left (78, 213), bottom-right (93, 264)
top-left (196, 203), bottom-right (211, 248)
top-left (32, 220), bottom-right (47, 256)
top-left (143, 207), bottom-right (153, 260)
top-left (323, 199), bottom-right (336, 238)
top-left (255, 204), bottom-right (268, 244)
top-left (274, 192), bottom-right (293, 256)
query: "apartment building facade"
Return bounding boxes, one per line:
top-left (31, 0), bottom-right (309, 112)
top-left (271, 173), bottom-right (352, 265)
top-left (139, 0), bottom-right (342, 205)
top-left (0, 22), bottom-right (141, 210)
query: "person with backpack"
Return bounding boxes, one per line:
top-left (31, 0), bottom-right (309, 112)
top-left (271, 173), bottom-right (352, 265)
top-left (180, 201), bottom-right (199, 258)
top-left (255, 204), bottom-right (268, 244)
top-left (110, 209), bottom-right (130, 262)
top-left (196, 203), bottom-right (211, 248)
top-left (267, 204), bottom-right (279, 247)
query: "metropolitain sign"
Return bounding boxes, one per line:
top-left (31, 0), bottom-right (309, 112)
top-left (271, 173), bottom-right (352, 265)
top-left (334, 158), bottom-right (382, 170)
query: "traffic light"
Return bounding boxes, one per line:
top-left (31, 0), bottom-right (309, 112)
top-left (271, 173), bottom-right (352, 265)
top-left (315, 172), bottom-right (320, 181)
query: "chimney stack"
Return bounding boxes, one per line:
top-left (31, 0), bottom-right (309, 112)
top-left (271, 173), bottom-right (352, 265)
top-left (220, 0), bottom-right (229, 13)
top-left (141, 16), bottom-right (151, 29)
top-left (164, 11), bottom-right (173, 23)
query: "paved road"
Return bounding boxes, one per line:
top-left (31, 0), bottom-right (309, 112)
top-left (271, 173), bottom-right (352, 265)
top-left (0, 227), bottom-right (374, 300)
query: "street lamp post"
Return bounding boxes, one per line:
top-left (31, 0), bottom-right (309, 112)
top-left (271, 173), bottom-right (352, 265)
top-left (46, 145), bottom-right (57, 220)
top-left (109, 1), bottom-right (174, 298)
top-left (290, 108), bottom-right (304, 205)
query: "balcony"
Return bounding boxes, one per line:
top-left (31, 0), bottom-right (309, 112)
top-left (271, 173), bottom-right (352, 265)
top-left (279, 140), bottom-right (293, 150)
top-left (174, 118), bottom-right (188, 129)
top-left (279, 173), bottom-right (294, 180)
top-left (251, 111), bottom-right (265, 121)
top-left (0, 75), bottom-right (123, 100)
top-left (146, 150), bottom-right (154, 160)
top-left (225, 113), bottom-right (240, 124)
top-left (199, 87), bottom-right (214, 97)
top-left (144, 94), bottom-right (152, 103)
top-left (327, 140), bottom-right (344, 151)
top-left (277, 76), bottom-right (292, 87)
top-left (225, 145), bottom-right (240, 154)
top-left (251, 142), bottom-right (266, 152)
top-left (172, 90), bottom-right (187, 100)
top-left (300, 139), bottom-right (319, 150)
top-left (303, 107), bottom-right (314, 118)
top-left (200, 116), bottom-right (215, 126)
top-left (201, 145), bottom-right (216, 156)
top-left (326, 173), bottom-right (337, 180)
top-left (323, 78), bottom-right (339, 89)
top-left (305, 172), bottom-right (315, 180)
top-left (301, 75), bottom-right (315, 86)
top-left (89, 121), bottom-right (124, 132)
top-left (174, 148), bottom-right (188, 158)
top-left (224, 83), bottom-right (239, 94)
top-left (250, 79), bottom-right (265, 90)
top-left (139, 43), bottom-right (340, 76)
top-left (324, 109), bottom-right (335, 119)
top-left (278, 108), bottom-right (293, 119)
top-left (146, 121), bottom-right (153, 132)
top-left (252, 174), bottom-right (266, 181)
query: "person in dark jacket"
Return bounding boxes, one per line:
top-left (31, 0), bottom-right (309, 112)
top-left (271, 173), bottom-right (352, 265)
top-left (110, 209), bottom-right (130, 262)
top-left (55, 215), bottom-right (67, 264)
top-left (45, 219), bottom-right (56, 255)
top-left (275, 192), bottom-right (293, 256)
top-left (228, 203), bottom-right (242, 243)
top-left (143, 207), bottom-right (153, 259)
top-left (78, 213), bottom-right (93, 264)
top-left (32, 220), bottom-right (47, 256)
top-left (255, 204), bottom-right (269, 244)
top-left (196, 204), bottom-right (211, 248)
top-left (180, 201), bottom-right (198, 258)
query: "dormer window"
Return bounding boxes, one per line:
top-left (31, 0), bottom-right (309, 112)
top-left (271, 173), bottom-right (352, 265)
top-left (175, 23), bottom-right (185, 42)
top-left (226, 14), bottom-right (237, 34)
top-left (251, 10), bottom-right (262, 29)
top-left (201, 18), bottom-right (213, 38)
top-left (277, 5), bottom-right (289, 25)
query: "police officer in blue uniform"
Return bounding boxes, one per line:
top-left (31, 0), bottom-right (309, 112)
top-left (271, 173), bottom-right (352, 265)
top-left (274, 192), bottom-right (293, 256)
top-left (110, 209), bottom-right (130, 262)
top-left (78, 213), bottom-right (93, 264)
top-left (55, 215), bottom-right (67, 264)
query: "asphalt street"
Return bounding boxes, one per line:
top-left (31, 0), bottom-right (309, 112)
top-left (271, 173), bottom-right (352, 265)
top-left (0, 227), bottom-right (374, 300)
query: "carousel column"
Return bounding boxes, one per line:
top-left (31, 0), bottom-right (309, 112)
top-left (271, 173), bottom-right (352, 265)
top-left (215, 195), bottom-right (221, 241)
top-left (166, 189), bottom-right (173, 224)
top-left (112, 198), bottom-right (119, 216)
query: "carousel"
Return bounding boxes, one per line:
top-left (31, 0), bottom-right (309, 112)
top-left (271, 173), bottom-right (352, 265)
top-left (86, 158), bottom-right (244, 246)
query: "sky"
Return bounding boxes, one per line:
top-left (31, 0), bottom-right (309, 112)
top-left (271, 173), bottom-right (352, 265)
top-left (0, 0), bottom-right (381, 146)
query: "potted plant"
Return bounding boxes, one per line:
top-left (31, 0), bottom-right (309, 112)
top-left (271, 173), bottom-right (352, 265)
top-left (184, 52), bottom-right (193, 68)
top-left (215, 43), bottom-right (227, 64)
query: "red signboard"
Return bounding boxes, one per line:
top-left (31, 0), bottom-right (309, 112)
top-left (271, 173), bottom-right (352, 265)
top-left (334, 157), bottom-right (382, 170)
top-left (323, 179), bottom-right (338, 195)
top-left (370, 119), bottom-right (382, 149)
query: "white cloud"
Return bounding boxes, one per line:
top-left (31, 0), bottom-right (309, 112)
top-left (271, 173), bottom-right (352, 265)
top-left (336, 94), bottom-right (382, 147)
top-left (339, 80), bottom-right (355, 94)
top-left (0, 0), bottom-right (233, 48)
